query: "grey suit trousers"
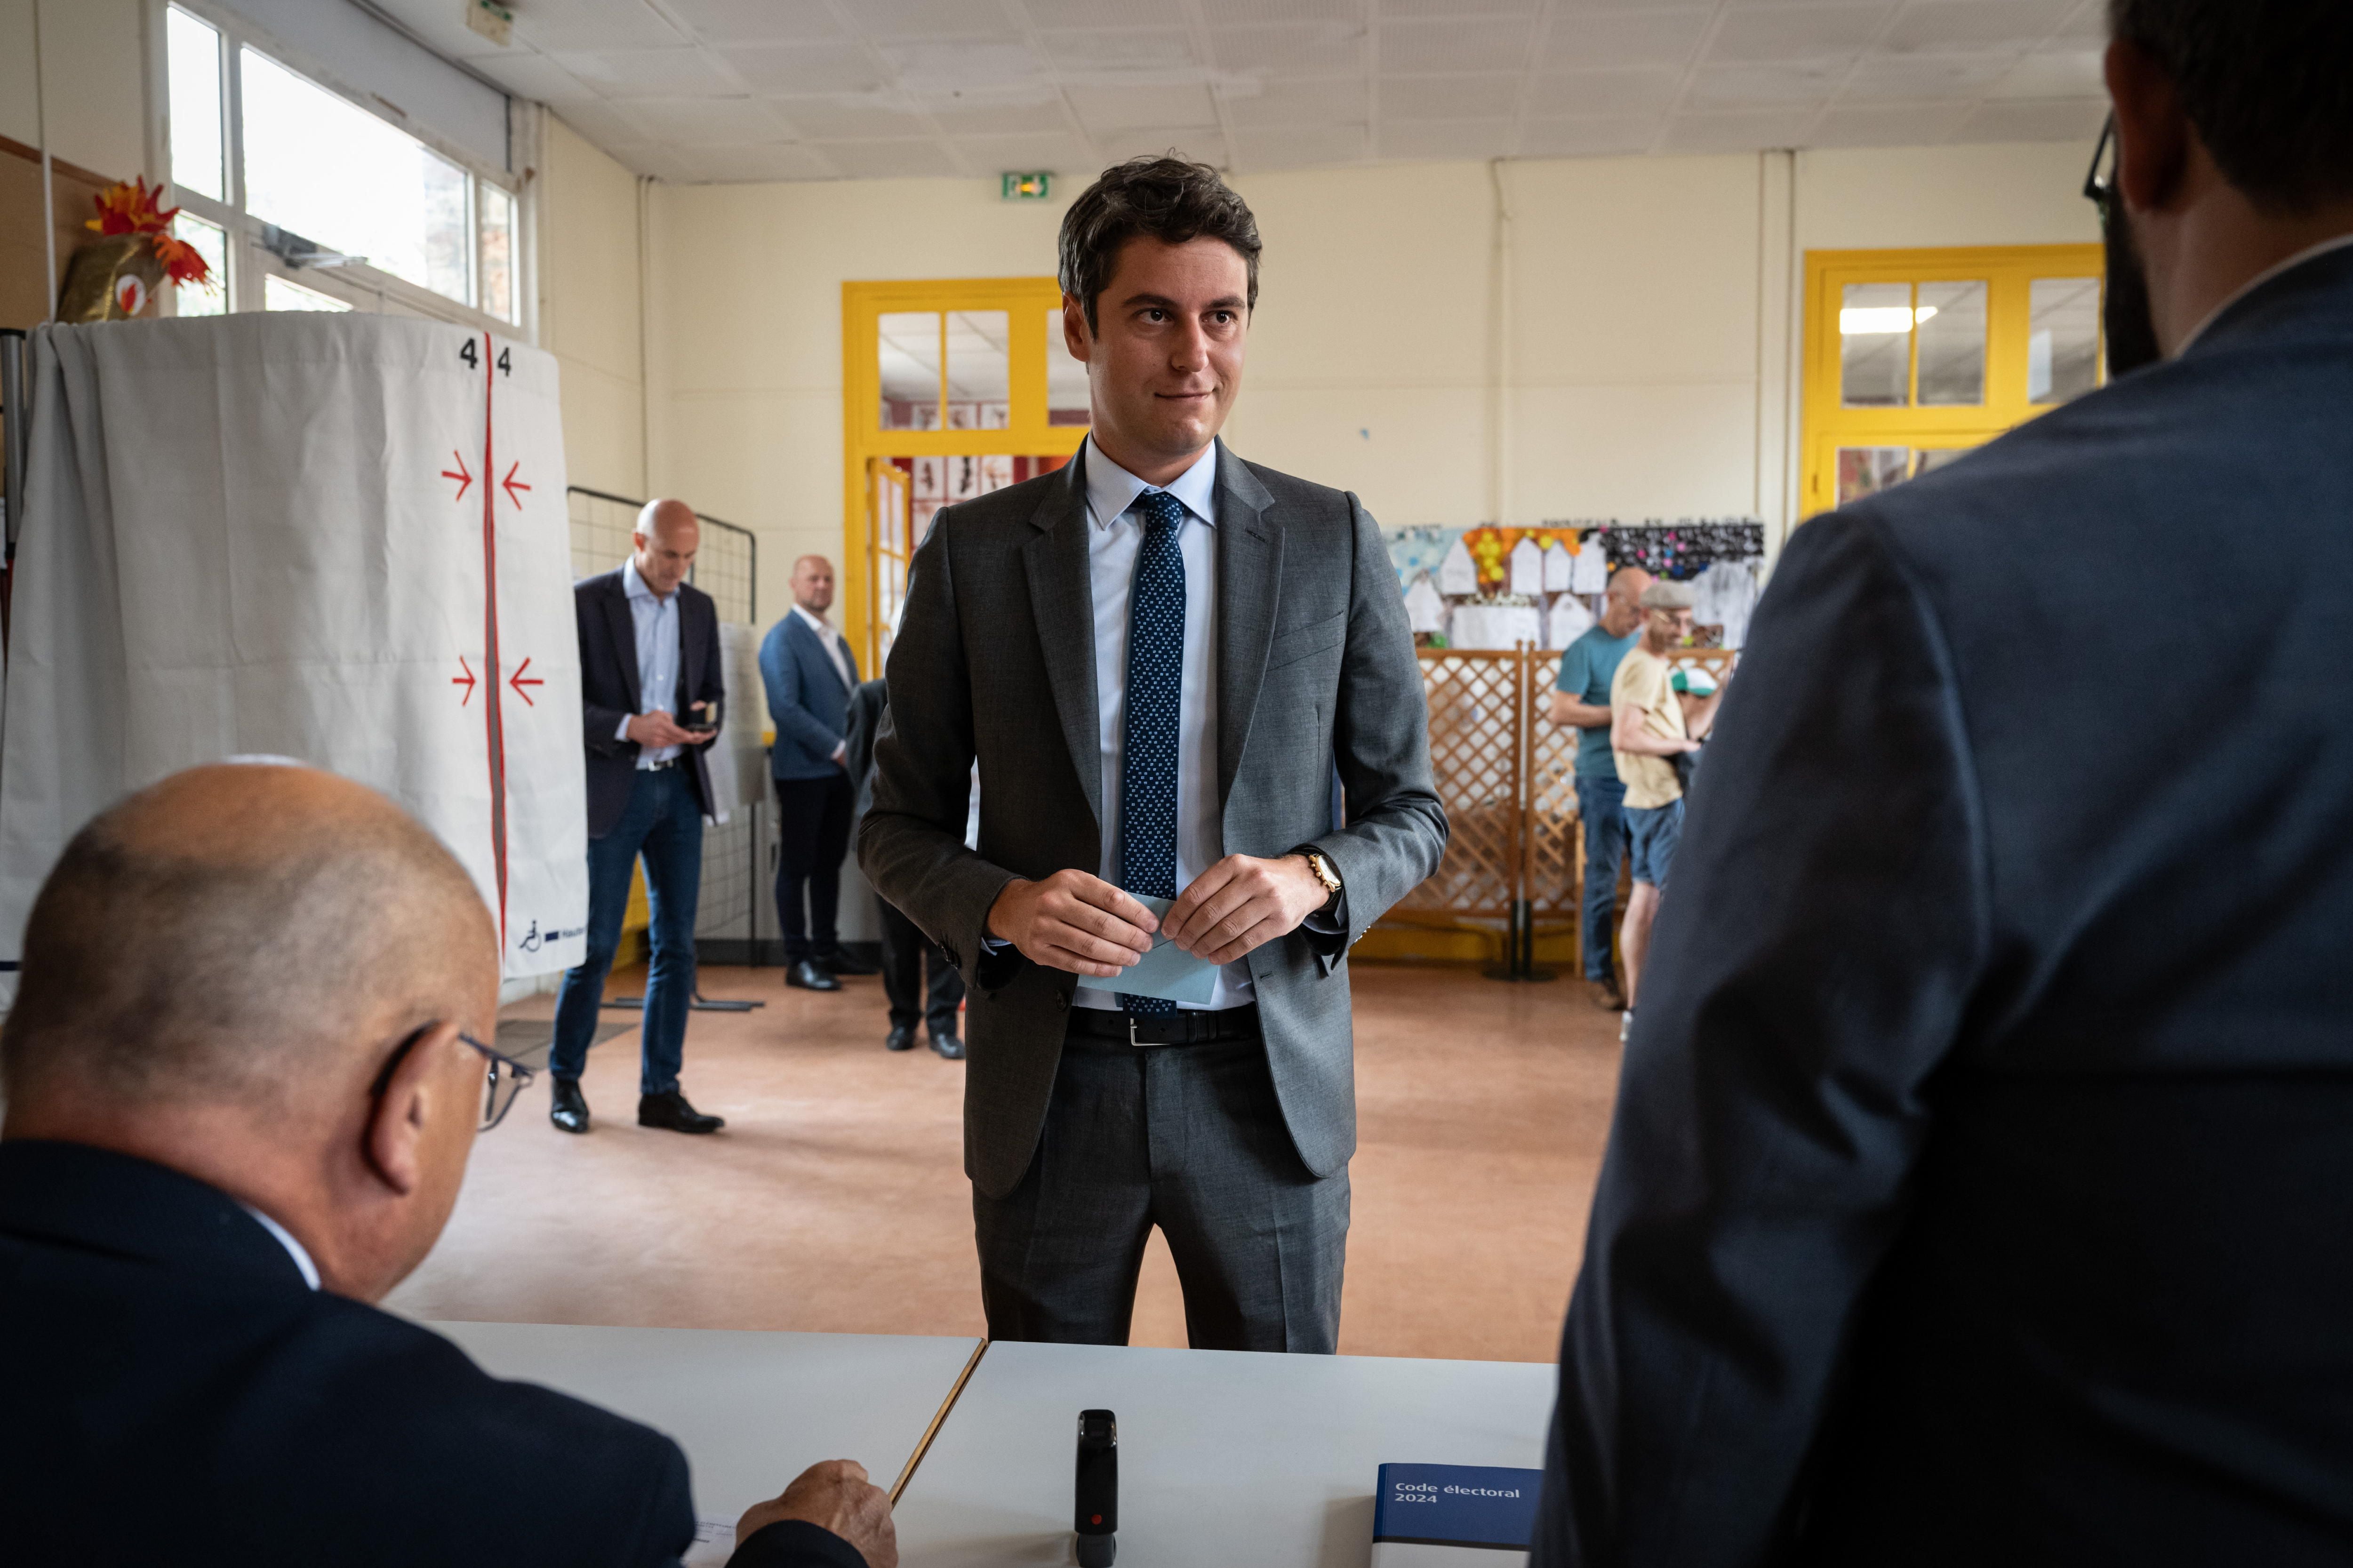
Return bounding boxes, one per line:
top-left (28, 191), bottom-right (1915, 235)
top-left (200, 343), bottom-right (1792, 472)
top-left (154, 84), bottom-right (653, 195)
top-left (975, 1030), bottom-right (1349, 1353)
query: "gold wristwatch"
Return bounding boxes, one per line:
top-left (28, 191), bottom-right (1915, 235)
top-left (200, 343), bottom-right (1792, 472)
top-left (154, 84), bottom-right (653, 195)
top-left (1302, 850), bottom-right (1343, 908)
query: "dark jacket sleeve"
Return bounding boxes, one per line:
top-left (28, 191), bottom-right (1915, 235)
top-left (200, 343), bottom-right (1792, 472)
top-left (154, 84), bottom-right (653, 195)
top-left (580, 582), bottom-right (635, 760)
top-left (1532, 512), bottom-right (1989, 1567)
top-left (689, 591), bottom-right (725, 752)
top-left (724, 1520), bottom-right (869, 1568)
top-left (844, 680), bottom-right (889, 817)
top-left (856, 506), bottom-right (1009, 978)
top-left (1298, 493), bottom-right (1449, 970)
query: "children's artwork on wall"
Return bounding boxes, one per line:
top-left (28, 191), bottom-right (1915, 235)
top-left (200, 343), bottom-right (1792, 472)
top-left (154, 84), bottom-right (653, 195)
top-left (1543, 538), bottom-right (1574, 593)
top-left (1508, 536), bottom-right (1545, 596)
top-left (1549, 593), bottom-right (1595, 648)
top-left (1382, 519), bottom-right (1764, 649)
top-left (1438, 536), bottom-right (1479, 596)
top-left (1572, 541), bottom-right (1609, 593)
top-left (1402, 572), bottom-right (1449, 634)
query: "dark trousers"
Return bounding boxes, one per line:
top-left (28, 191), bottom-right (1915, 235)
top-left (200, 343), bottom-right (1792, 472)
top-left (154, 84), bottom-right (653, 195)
top-left (1575, 775), bottom-right (1630, 984)
top-left (772, 771), bottom-right (852, 962)
top-left (880, 899), bottom-right (963, 1037)
top-left (551, 766), bottom-right (702, 1095)
top-left (973, 1031), bottom-right (1350, 1353)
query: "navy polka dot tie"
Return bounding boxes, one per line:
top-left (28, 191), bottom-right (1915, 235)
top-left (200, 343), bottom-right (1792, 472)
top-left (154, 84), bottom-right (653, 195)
top-left (1120, 489), bottom-right (1187, 1016)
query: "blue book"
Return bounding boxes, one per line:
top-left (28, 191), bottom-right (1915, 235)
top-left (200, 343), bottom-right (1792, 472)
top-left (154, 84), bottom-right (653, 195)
top-left (1371, 1463), bottom-right (1540, 1565)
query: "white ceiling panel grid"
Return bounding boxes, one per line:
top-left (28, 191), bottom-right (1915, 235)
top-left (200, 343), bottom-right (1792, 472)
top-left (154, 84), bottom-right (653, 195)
top-left (357, 0), bottom-right (2111, 184)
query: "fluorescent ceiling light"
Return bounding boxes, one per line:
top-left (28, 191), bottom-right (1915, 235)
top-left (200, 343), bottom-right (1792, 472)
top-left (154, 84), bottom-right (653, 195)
top-left (1841, 304), bottom-right (1939, 336)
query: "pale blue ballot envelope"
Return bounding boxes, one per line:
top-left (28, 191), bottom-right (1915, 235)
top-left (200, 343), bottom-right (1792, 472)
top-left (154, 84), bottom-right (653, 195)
top-left (1111, 895), bottom-right (1220, 1005)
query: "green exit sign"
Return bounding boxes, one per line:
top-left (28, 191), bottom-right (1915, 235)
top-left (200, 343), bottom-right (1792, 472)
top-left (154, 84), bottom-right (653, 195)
top-left (1001, 171), bottom-right (1052, 201)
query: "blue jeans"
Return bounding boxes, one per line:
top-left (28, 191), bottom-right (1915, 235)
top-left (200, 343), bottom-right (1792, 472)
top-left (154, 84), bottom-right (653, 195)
top-left (551, 766), bottom-right (703, 1095)
top-left (1625, 798), bottom-right (1685, 890)
top-left (1575, 776), bottom-right (1629, 984)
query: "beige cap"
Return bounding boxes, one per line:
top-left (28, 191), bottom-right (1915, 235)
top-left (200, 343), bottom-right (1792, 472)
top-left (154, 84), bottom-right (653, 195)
top-left (1637, 582), bottom-right (1696, 610)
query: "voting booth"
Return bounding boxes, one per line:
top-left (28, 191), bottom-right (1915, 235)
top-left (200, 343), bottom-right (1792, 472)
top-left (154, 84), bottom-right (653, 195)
top-left (0, 313), bottom-right (587, 980)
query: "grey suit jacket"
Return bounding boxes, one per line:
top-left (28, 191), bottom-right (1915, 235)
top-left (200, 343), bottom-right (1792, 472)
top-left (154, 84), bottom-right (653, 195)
top-left (857, 442), bottom-right (1447, 1199)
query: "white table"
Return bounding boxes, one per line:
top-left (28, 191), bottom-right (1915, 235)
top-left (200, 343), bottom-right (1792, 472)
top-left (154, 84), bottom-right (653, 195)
top-left (892, 1342), bottom-right (1556, 1568)
top-left (434, 1322), bottom-right (980, 1531)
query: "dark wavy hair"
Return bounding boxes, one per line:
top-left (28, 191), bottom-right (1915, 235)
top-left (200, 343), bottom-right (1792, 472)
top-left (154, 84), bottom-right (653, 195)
top-left (1058, 155), bottom-right (1261, 333)
top-left (2110, 0), bottom-right (2353, 211)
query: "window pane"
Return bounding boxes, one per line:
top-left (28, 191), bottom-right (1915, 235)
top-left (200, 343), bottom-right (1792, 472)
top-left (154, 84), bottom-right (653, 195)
top-left (479, 182), bottom-right (516, 323)
top-left (1915, 280), bottom-right (1986, 406)
top-left (1047, 306), bottom-right (1090, 427)
top-left (1839, 282), bottom-right (1911, 408)
top-left (166, 8), bottom-right (224, 202)
top-left (944, 310), bottom-right (1008, 430)
top-left (1837, 446), bottom-right (1911, 506)
top-left (265, 274), bottom-right (352, 312)
top-left (170, 213), bottom-right (228, 316)
top-left (242, 48), bottom-right (473, 306)
top-left (2028, 277), bottom-right (2101, 404)
top-left (879, 311), bottom-right (941, 429)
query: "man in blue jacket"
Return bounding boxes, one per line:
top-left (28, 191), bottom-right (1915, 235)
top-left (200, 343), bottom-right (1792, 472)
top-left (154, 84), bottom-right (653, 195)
top-left (760, 556), bottom-right (875, 992)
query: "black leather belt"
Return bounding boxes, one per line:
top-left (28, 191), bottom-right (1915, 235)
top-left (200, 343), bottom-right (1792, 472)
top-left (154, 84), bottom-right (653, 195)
top-left (1068, 1003), bottom-right (1261, 1048)
top-left (644, 758), bottom-right (678, 771)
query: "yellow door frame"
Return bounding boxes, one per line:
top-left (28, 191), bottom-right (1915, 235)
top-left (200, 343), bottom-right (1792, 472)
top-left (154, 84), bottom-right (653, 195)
top-left (840, 277), bottom-right (1087, 671)
top-left (1800, 243), bottom-right (2105, 520)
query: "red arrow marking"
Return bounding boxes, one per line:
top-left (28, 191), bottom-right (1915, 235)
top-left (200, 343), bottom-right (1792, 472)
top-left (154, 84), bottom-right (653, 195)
top-left (441, 449), bottom-right (472, 502)
top-left (508, 656), bottom-right (544, 707)
top-left (501, 461), bottom-right (531, 509)
top-left (453, 656), bottom-right (477, 706)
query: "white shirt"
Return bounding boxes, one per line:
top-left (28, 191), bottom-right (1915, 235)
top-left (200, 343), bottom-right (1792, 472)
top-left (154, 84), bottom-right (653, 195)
top-left (794, 604), bottom-right (853, 762)
top-left (240, 1202), bottom-right (320, 1290)
top-left (1074, 437), bottom-right (1251, 1013)
top-left (618, 556), bottom-right (682, 766)
top-left (2177, 232), bottom-right (2353, 355)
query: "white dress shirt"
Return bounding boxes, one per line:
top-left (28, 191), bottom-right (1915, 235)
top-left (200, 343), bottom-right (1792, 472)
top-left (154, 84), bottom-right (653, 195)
top-left (617, 556), bottom-right (682, 766)
top-left (240, 1202), bottom-right (320, 1290)
top-left (1073, 437), bottom-right (1251, 1013)
top-left (795, 604), bottom-right (854, 762)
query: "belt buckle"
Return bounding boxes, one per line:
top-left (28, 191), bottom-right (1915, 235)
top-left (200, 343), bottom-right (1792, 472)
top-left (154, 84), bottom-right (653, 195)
top-left (1128, 1015), bottom-right (1140, 1048)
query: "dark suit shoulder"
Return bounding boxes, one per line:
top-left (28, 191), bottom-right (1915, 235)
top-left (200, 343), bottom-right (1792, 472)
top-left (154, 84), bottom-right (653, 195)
top-left (576, 566), bottom-right (627, 599)
top-left (929, 466), bottom-right (1076, 538)
top-left (1235, 455), bottom-right (1359, 519)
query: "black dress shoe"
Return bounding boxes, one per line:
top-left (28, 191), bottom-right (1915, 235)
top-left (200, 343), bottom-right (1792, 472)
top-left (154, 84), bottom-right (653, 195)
top-left (785, 959), bottom-right (841, 992)
top-left (821, 950), bottom-right (879, 977)
top-left (929, 1031), bottom-right (965, 1060)
top-left (550, 1078), bottom-right (590, 1134)
top-left (638, 1090), bottom-right (724, 1134)
top-left (886, 1024), bottom-right (919, 1052)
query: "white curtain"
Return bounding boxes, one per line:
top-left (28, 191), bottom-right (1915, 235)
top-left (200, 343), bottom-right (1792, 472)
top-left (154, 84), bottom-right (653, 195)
top-left (1, 313), bottom-right (587, 978)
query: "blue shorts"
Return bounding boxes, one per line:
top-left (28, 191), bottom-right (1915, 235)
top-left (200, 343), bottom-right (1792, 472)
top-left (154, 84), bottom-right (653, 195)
top-left (1625, 799), bottom-right (1684, 888)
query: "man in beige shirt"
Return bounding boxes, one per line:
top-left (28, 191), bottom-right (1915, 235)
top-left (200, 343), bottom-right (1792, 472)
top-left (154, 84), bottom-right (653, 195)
top-left (1609, 582), bottom-right (1721, 1034)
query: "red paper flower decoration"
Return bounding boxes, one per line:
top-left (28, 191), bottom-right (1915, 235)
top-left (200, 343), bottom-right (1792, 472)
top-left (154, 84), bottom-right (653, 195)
top-left (86, 177), bottom-right (213, 290)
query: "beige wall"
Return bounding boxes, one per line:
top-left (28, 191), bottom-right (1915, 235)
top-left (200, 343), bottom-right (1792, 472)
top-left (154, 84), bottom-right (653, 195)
top-left (0, 0), bottom-right (150, 176)
top-left (537, 113), bottom-right (648, 501)
top-left (640, 138), bottom-right (2099, 617)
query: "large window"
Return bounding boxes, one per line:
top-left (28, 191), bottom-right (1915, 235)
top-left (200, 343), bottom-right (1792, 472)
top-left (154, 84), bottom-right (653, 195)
top-left (162, 3), bottom-right (522, 329)
top-left (1801, 245), bottom-right (2106, 519)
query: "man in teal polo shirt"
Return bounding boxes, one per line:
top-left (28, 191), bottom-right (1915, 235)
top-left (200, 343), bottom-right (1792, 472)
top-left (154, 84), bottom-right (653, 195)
top-left (1549, 566), bottom-right (1652, 1011)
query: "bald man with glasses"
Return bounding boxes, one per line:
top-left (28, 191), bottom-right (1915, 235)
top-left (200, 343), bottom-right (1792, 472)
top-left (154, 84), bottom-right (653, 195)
top-left (0, 764), bottom-right (894, 1568)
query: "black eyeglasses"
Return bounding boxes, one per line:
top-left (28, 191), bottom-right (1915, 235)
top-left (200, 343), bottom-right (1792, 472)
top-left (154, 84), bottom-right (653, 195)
top-left (2084, 112), bottom-right (2117, 208)
top-left (369, 1025), bottom-right (537, 1131)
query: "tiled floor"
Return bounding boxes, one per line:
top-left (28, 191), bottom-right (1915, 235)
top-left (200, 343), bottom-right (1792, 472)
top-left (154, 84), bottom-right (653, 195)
top-left (385, 961), bottom-right (1622, 1362)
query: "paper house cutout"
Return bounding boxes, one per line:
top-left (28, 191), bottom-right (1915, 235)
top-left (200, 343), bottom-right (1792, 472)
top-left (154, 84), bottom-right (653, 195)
top-left (1437, 536), bottom-right (1478, 596)
top-left (1508, 536), bottom-right (1545, 596)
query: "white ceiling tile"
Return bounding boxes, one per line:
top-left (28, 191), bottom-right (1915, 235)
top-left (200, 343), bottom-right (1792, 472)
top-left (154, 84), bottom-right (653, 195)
top-left (677, 143), bottom-right (836, 181)
top-left (356, 0), bottom-right (513, 59)
top-left (1038, 29), bottom-right (1205, 73)
top-left (769, 96), bottom-right (936, 138)
top-left (1381, 0), bottom-right (1534, 13)
top-left (1198, 0), bottom-right (1366, 23)
top-left (1229, 123), bottom-right (1369, 171)
top-left (880, 41), bottom-right (1048, 91)
top-left (588, 139), bottom-right (686, 178)
top-left (818, 138), bottom-right (967, 176)
top-left (1218, 76), bottom-right (1367, 128)
top-left (1520, 115), bottom-right (1664, 157)
top-left (1543, 11), bottom-right (1714, 70)
top-left (1659, 108), bottom-right (1817, 150)
top-left (720, 42), bottom-right (891, 93)
top-left (1017, 0), bottom-right (1158, 26)
top-left (1688, 62), bottom-right (1843, 105)
top-left (1882, 1), bottom-right (2080, 54)
top-left (1841, 51), bottom-right (2015, 99)
top-left (956, 130), bottom-right (1100, 171)
top-left (1987, 47), bottom-right (2104, 98)
top-left (1953, 96), bottom-right (2106, 141)
top-left (1810, 101), bottom-right (1972, 143)
top-left (1380, 73), bottom-right (1521, 120)
top-left (842, 0), bottom-right (1022, 41)
top-left (1211, 23), bottom-right (1369, 76)
top-left (617, 96), bottom-right (790, 144)
top-left (549, 98), bottom-right (646, 147)
top-left (1066, 82), bottom-right (1220, 132)
top-left (1525, 69), bottom-right (1681, 116)
top-left (1094, 127), bottom-right (1228, 164)
top-left (1706, 6), bottom-right (1893, 61)
top-left (1377, 119), bottom-right (1515, 160)
top-left (2049, 0), bottom-right (2111, 42)
top-left (505, 0), bottom-right (689, 51)
top-left (664, 0), bottom-right (844, 45)
top-left (1377, 15), bottom-right (1536, 74)
top-left (920, 93), bottom-right (1075, 133)
top-left (554, 47), bottom-right (736, 97)
top-left (465, 52), bottom-right (603, 104)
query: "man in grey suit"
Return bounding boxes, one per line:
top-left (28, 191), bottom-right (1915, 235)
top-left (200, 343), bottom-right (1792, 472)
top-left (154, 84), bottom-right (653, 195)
top-left (859, 156), bottom-right (1445, 1353)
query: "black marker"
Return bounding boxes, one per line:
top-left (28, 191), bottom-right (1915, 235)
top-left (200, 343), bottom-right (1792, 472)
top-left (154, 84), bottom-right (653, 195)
top-left (1075, 1408), bottom-right (1117, 1567)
